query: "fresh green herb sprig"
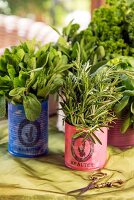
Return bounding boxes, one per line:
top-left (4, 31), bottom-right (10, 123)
top-left (55, 22), bottom-right (105, 66)
top-left (59, 57), bottom-right (133, 143)
top-left (0, 40), bottom-right (71, 121)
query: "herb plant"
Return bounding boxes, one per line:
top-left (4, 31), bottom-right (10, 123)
top-left (59, 55), bottom-right (134, 143)
top-left (55, 0), bottom-right (134, 134)
top-left (113, 60), bottom-right (134, 133)
top-left (55, 0), bottom-right (134, 69)
top-left (0, 40), bottom-right (71, 121)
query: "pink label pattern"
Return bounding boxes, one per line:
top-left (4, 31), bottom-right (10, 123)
top-left (65, 123), bottom-right (107, 171)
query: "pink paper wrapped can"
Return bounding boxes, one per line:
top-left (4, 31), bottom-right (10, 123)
top-left (108, 118), bottom-right (134, 148)
top-left (65, 123), bottom-right (108, 171)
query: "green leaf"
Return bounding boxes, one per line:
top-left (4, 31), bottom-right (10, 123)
top-left (96, 46), bottom-right (105, 60)
top-left (4, 48), bottom-right (10, 54)
top-left (7, 64), bottom-right (16, 80)
top-left (4, 54), bottom-right (17, 66)
top-left (80, 39), bottom-right (88, 63)
top-left (0, 95), bottom-right (6, 118)
top-left (61, 55), bottom-right (68, 65)
top-left (27, 57), bottom-right (36, 69)
top-left (119, 56), bottom-right (134, 68)
top-left (63, 20), bottom-right (73, 37)
top-left (16, 48), bottom-right (25, 61)
top-left (50, 25), bottom-right (61, 35)
top-left (36, 52), bottom-right (49, 68)
top-left (131, 102), bottom-right (134, 114)
top-left (0, 57), bottom-right (7, 73)
top-left (57, 36), bottom-right (69, 49)
top-left (24, 53), bottom-right (31, 64)
top-left (114, 96), bottom-right (130, 113)
top-left (36, 43), bottom-right (51, 57)
top-left (0, 76), bottom-right (12, 93)
top-left (93, 54), bottom-right (98, 65)
top-left (120, 115), bottom-right (131, 134)
top-left (9, 87), bottom-right (25, 97)
top-left (13, 77), bottom-right (25, 88)
top-left (19, 62), bottom-right (25, 70)
top-left (57, 37), bottom-right (70, 56)
top-left (122, 75), bottom-right (134, 90)
top-left (48, 48), bottom-right (58, 62)
top-left (0, 75), bottom-right (11, 84)
top-left (21, 40), bottom-right (35, 54)
top-left (19, 71), bottom-right (29, 82)
top-left (90, 60), bottom-right (107, 74)
top-left (71, 42), bottom-right (79, 60)
top-left (26, 70), bottom-right (40, 90)
top-left (37, 74), bottom-right (63, 98)
top-left (128, 57), bottom-right (134, 67)
top-left (123, 90), bottom-right (134, 96)
top-left (23, 93), bottom-right (41, 121)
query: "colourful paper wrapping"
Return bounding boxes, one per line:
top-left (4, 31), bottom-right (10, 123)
top-left (65, 123), bottom-right (108, 171)
top-left (8, 101), bottom-right (48, 157)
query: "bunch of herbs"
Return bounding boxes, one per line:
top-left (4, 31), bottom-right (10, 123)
top-left (54, 0), bottom-right (134, 134)
top-left (59, 56), bottom-right (134, 143)
top-left (0, 40), bottom-right (71, 121)
top-left (55, 0), bottom-right (134, 70)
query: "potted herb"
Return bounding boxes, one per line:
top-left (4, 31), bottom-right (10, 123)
top-left (55, 22), bottom-right (106, 132)
top-left (59, 57), bottom-right (124, 171)
top-left (0, 40), bottom-right (70, 157)
top-left (56, 0), bottom-right (134, 148)
top-left (108, 57), bottom-right (134, 148)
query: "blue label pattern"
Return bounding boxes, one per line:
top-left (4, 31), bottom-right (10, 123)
top-left (8, 101), bottom-right (48, 157)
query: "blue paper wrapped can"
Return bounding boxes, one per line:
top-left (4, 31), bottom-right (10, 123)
top-left (8, 101), bottom-right (48, 157)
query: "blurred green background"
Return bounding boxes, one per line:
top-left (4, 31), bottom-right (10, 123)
top-left (0, 0), bottom-right (90, 27)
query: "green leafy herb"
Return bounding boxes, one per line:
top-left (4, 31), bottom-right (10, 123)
top-left (23, 93), bottom-right (41, 121)
top-left (0, 40), bottom-right (71, 120)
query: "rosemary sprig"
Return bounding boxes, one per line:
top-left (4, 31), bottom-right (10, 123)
top-left (60, 60), bottom-right (132, 143)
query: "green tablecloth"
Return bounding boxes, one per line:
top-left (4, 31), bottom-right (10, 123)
top-left (0, 117), bottom-right (134, 200)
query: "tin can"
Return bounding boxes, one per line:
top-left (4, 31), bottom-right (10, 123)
top-left (108, 118), bottom-right (134, 149)
top-left (8, 101), bottom-right (48, 157)
top-left (65, 123), bottom-right (108, 171)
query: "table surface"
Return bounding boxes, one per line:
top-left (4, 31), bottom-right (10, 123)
top-left (0, 117), bottom-right (134, 200)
